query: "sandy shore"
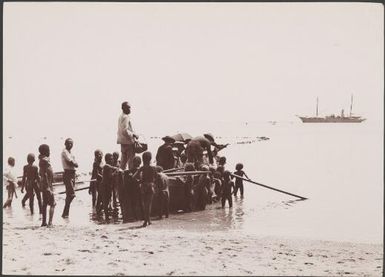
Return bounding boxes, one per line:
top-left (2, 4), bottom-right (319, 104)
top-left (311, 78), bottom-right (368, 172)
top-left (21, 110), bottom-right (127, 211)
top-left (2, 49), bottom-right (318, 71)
top-left (2, 219), bottom-right (383, 276)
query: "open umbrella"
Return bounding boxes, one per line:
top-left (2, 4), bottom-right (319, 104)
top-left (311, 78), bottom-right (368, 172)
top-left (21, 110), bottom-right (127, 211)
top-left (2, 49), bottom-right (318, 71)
top-left (171, 133), bottom-right (192, 142)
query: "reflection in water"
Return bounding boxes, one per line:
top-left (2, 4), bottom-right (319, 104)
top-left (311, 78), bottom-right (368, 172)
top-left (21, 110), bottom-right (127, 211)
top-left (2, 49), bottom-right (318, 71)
top-left (89, 207), bottom-right (124, 225)
top-left (3, 185), bottom-right (303, 236)
top-left (146, 196), bottom-right (302, 233)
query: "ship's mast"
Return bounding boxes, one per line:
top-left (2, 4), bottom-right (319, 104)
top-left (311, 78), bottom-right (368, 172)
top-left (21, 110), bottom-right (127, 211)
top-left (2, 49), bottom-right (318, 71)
top-left (316, 97), bottom-right (319, 117)
top-left (349, 94), bottom-right (353, 117)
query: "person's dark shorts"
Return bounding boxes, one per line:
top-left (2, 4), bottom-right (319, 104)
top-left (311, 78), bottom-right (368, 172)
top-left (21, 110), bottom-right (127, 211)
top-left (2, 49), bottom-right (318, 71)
top-left (26, 184), bottom-right (35, 196)
top-left (42, 190), bottom-right (56, 206)
top-left (63, 170), bottom-right (76, 197)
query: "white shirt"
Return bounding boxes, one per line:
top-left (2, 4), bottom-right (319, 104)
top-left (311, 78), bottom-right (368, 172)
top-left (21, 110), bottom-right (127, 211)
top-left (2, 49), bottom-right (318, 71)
top-left (3, 166), bottom-right (17, 187)
top-left (62, 148), bottom-right (77, 170)
top-left (117, 113), bottom-right (135, 145)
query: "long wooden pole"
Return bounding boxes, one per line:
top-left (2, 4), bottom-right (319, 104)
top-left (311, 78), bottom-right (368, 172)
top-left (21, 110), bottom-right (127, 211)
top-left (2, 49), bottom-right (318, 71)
top-left (230, 173), bottom-right (307, 200)
top-left (165, 171), bottom-right (210, 177)
top-left (57, 186), bottom-right (91, 194)
top-left (53, 179), bottom-right (96, 186)
top-left (18, 171), bottom-right (64, 180)
top-left (163, 167), bottom-right (184, 173)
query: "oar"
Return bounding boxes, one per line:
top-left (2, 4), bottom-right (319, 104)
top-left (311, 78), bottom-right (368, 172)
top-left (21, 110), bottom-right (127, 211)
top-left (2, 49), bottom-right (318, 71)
top-left (163, 167), bottom-right (184, 173)
top-left (165, 171), bottom-right (210, 177)
top-left (230, 173), bottom-right (307, 200)
top-left (17, 171), bottom-right (64, 180)
top-left (52, 179), bottom-right (96, 186)
top-left (57, 186), bottom-right (91, 195)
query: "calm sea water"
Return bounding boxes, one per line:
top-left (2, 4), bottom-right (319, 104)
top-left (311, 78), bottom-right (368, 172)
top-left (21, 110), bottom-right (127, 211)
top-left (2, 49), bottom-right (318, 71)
top-left (3, 120), bottom-right (383, 244)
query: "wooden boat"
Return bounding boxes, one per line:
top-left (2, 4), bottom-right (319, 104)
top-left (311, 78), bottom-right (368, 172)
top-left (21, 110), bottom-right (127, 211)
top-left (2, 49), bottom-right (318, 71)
top-left (121, 173), bottom-right (215, 219)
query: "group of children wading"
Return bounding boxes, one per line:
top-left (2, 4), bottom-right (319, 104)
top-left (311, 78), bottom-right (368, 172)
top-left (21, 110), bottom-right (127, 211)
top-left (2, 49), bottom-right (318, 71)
top-left (3, 102), bottom-right (250, 228)
top-left (3, 142), bottom-right (249, 228)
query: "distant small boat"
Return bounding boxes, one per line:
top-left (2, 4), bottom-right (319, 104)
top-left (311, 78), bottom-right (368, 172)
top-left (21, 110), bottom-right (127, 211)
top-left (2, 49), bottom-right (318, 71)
top-left (298, 95), bottom-right (366, 123)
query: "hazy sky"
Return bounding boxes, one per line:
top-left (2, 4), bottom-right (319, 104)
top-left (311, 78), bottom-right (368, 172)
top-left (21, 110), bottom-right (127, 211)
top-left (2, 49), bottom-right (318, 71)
top-left (3, 2), bottom-right (384, 138)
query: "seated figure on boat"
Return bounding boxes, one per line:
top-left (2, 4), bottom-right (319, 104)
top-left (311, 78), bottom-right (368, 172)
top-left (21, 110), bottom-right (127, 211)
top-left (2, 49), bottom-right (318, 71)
top-left (156, 136), bottom-right (176, 170)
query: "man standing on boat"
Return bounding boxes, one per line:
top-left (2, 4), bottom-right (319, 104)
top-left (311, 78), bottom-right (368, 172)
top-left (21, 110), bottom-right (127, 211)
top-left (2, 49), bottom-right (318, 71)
top-left (117, 101), bottom-right (138, 170)
top-left (61, 138), bottom-right (78, 218)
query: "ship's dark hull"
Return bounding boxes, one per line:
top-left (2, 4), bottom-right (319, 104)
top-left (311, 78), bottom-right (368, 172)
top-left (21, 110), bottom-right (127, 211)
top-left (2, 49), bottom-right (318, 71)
top-left (299, 117), bottom-right (366, 123)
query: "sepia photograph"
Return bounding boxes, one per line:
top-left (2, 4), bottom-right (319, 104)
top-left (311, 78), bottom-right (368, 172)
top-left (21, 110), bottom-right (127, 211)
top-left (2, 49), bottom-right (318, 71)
top-left (2, 2), bottom-right (384, 276)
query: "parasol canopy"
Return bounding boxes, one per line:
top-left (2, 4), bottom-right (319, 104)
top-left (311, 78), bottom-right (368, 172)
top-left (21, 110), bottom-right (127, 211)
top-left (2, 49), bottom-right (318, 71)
top-left (171, 133), bottom-right (193, 142)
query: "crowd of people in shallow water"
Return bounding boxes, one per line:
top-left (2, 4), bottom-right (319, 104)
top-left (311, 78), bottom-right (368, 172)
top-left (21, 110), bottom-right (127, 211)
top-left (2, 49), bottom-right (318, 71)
top-left (3, 101), bottom-right (249, 228)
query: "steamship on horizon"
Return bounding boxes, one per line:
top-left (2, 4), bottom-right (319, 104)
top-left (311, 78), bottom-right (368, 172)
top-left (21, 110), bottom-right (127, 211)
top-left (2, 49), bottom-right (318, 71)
top-left (297, 95), bottom-right (366, 123)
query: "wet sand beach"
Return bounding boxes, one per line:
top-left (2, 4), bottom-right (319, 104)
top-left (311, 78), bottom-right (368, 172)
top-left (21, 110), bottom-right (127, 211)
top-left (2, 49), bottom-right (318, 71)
top-left (2, 184), bottom-right (383, 276)
top-left (3, 218), bottom-right (382, 276)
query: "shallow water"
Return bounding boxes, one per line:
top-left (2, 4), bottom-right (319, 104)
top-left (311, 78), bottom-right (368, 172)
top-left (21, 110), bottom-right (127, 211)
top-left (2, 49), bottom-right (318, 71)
top-left (3, 121), bottom-right (383, 244)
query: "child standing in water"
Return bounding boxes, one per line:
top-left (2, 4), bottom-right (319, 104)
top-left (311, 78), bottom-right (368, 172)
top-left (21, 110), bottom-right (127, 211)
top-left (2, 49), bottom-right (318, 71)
top-left (124, 156), bottom-right (143, 222)
top-left (212, 171), bottom-right (222, 203)
top-left (38, 144), bottom-right (55, 227)
top-left (176, 162), bottom-right (195, 213)
top-left (89, 150), bottom-right (103, 208)
top-left (221, 170), bottom-right (235, 208)
top-left (233, 163), bottom-right (249, 197)
top-left (3, 157), bottom-right (17, 208)
top-left (134, 151), bottom-right (156, 227)
top-left (155, 166), bottom-right (170, 219)
top-left (61, 138), bottom-right (78, 219)
top-left (195, 165), bottom-right (210, 210)
top-left (21, 154), bottom-right (41, 214)
top-left (100, 153), bottom-right (121, 220)
top-left (111, 151), bottom-right (121, 211)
